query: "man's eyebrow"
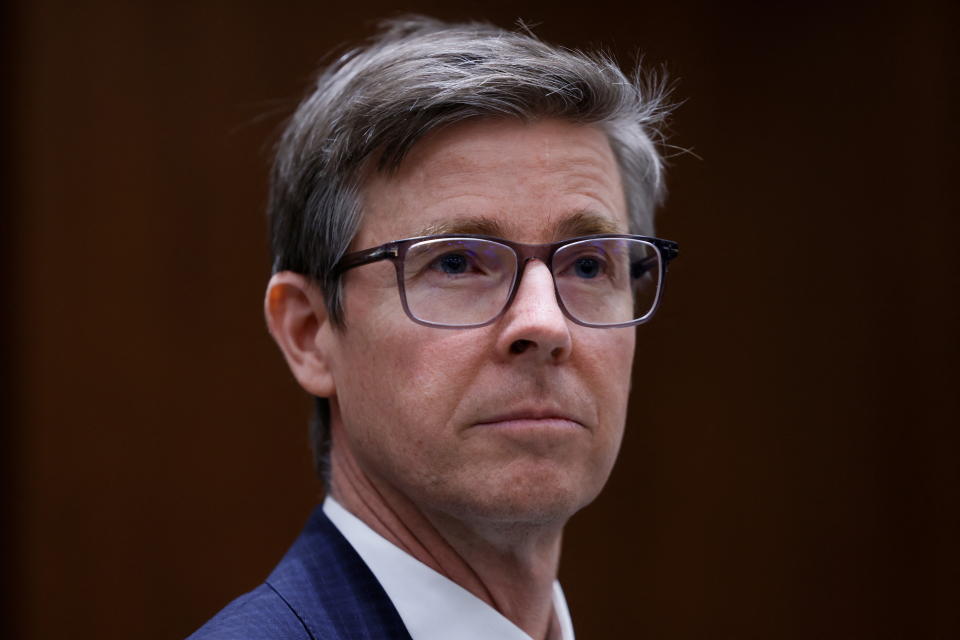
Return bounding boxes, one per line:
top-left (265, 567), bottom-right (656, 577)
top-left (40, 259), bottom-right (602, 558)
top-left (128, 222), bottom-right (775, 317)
top-left (415, 211), bottom-right (624, 240)
top-left (553, 211), bottom-right (625, 239)
top-left (417, 216), bottom-right (505, 237)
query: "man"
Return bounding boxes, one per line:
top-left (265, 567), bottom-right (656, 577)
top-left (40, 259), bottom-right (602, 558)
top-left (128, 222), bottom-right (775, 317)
top-left (190, 16), bottom-right (677, 640)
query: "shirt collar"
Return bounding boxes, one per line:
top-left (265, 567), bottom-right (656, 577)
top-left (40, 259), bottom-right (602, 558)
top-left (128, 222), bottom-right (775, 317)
top-left (323, 497), bottom-right (575, 640)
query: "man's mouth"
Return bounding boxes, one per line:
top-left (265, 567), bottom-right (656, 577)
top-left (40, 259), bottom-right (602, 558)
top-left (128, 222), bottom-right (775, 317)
top-left (472, 408), bottom-right (585, 431)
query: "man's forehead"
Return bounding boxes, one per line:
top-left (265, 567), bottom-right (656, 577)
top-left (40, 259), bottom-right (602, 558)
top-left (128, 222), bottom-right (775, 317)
top-left (416, 210), bottom-right (627, 242)
top-left (356, 118), bottom-right (631, 248)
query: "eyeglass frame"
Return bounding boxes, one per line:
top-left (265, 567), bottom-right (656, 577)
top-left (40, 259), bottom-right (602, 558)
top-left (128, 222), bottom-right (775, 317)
top-left (331, 233), bottom-right (680, 329)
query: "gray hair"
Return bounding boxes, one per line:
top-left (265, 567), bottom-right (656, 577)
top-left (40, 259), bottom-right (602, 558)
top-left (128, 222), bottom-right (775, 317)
top-left (267, 16), bottom-right (672, 479)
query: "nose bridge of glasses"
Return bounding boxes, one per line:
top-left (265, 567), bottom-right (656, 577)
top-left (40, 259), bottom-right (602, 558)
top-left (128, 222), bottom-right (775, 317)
top-left (512, 241), bottom-right (554, 284)
top-left (509, 255), bottom-right (563, 317)
top-left (510, 241), bottom-right (563, 301)
top-left (513, 242), bottom-right (555, 266)
top-left (503, 241), bottom-right (554, 290)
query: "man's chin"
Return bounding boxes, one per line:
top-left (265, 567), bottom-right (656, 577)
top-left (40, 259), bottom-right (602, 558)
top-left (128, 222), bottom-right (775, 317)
top-left (428, 462), bottom-right (606, 531)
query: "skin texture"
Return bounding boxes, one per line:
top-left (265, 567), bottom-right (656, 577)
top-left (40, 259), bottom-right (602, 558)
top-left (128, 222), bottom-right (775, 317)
top-left (266, 118), bottom-right (636, 640)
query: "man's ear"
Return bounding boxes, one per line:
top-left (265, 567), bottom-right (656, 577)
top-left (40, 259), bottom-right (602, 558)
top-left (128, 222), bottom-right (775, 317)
top-left (264, 272), bottom-right (337, 398)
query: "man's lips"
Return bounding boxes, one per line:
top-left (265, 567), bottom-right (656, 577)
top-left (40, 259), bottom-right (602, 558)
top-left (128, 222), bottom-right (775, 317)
top-left (471, 409), bottom-right (586, 430)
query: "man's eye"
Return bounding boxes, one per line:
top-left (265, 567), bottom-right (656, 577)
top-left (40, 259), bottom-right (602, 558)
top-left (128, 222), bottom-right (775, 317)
top-left (631, 257), bottom-right (655, 279)
top-left (573, 257), bottom-right (603, 279)
top-left (433, 253), bottom-right (470, 274)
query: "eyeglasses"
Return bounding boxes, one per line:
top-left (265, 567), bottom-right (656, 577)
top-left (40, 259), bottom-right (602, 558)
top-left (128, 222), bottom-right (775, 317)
top-left (333, 233), bottom-right (679, 329)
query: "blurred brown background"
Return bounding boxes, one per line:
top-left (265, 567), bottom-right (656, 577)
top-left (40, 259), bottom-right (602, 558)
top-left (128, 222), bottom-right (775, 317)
top-left (4, 0), bottom-right (958, 638)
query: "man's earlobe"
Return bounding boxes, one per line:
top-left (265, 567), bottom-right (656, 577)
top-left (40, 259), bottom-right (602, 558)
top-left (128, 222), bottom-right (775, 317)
top-left (264, 272), bottom-right (337, 398)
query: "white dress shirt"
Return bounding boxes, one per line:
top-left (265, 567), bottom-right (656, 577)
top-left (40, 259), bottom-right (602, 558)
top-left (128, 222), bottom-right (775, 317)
top-left (323, 497), bottom-right (575, 640)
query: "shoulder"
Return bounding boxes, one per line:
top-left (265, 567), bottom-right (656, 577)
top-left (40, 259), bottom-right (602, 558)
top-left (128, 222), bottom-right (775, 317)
top-left (186, 505), bottom-right (411, 640)
top-left (186, 582), bottom-right (311, 640)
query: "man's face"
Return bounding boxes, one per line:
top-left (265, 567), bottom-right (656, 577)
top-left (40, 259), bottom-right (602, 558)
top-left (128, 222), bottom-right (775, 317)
top-left (324, 118), bottom-right (635, 528)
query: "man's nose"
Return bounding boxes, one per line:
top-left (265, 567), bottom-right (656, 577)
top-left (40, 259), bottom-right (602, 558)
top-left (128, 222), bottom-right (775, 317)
top-left (495, 259), bottom-right (573, 362)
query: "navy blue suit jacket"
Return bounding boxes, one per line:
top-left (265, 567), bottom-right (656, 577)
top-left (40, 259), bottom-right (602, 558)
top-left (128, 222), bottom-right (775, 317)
top-left (188, 506), bottom-right (413, 639)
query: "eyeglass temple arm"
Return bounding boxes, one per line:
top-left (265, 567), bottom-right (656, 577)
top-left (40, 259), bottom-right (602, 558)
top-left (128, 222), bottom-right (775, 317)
top-left (656, 240), bottom-right (679, 268)
top-left (631, 239), bottom-right (679, 279)
top-left (333, 244), bottom-right (399, 275)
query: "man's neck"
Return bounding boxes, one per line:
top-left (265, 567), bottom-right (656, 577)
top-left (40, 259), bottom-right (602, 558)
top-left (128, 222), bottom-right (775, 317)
top-left (328, 431), bottom-right (565, 640)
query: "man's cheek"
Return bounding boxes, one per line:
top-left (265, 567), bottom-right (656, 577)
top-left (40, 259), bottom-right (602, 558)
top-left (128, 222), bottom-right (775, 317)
top-left (405, 342), bottom-right (484, 399)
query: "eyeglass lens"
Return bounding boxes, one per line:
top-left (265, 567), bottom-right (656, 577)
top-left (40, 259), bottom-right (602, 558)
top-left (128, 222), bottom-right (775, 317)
top-left (402, 237), bottom-right (661, 327)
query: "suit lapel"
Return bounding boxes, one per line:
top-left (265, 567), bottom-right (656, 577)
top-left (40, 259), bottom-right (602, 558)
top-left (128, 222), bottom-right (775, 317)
top-left (265, 506), bottom-right (413, 640)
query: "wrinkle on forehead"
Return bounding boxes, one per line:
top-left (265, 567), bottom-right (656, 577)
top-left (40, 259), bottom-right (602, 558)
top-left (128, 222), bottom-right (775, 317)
top-left (417, 210), bottom-right (624, 241)
top-left (403, 126), bottom-right (620, 189)
top-left (359, 118), bottom-right (628, 246)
